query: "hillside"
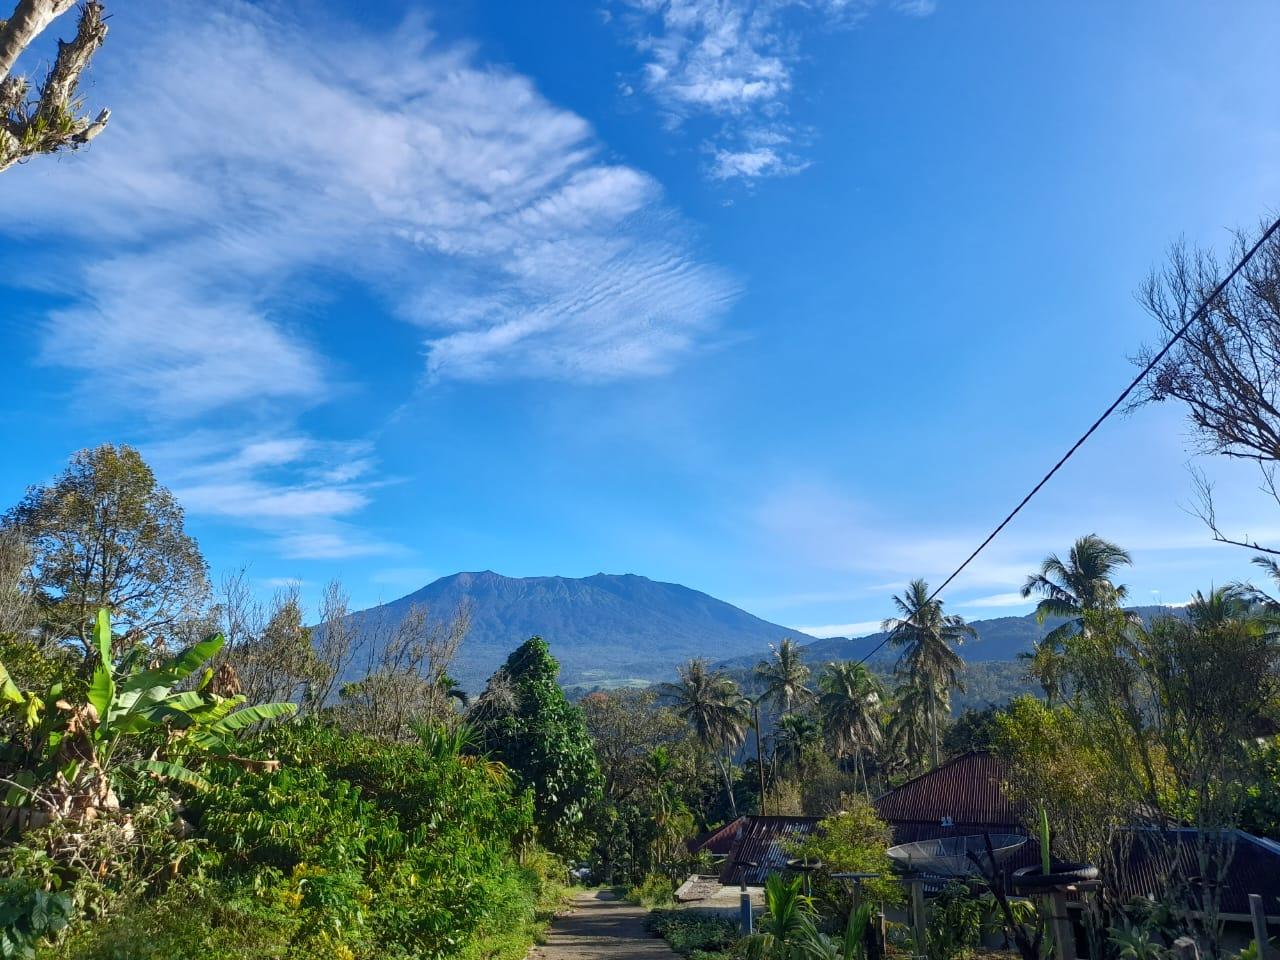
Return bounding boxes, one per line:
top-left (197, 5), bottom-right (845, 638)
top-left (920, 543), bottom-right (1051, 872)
top-left (341, 571), bottom-right (818, 691)
top-left (715, 604), bottom-right (1174, 672)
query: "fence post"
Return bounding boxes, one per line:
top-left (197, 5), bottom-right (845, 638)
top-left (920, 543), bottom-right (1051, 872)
top-left (1047, 891), bottom-right (1075, 960)
top-left (1249, 894), bottom-right (1270, 960)
top-left (911, 879), bottom-right (927, 960)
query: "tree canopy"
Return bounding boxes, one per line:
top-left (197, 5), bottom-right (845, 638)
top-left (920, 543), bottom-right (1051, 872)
top-left (474, 636), bottom-right (603, 860)
top-left (2, 444), bottom-right (210, 654)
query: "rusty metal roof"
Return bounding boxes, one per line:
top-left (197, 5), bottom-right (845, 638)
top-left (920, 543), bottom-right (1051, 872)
top-left (689, 816), bottom-right (746, 857)
top-left (1108, 829), bottom-right (1280, 918)
top-left (717, 815), bottom-right (821, 886)
top-left (874, 751), bottom-right (1026, 828)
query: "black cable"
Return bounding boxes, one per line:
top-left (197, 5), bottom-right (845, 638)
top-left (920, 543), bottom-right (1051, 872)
top-left (856, 214), bottom-right (1280, 667)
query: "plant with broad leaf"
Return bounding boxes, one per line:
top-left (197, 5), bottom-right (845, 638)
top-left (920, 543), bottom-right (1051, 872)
top-left (1, 609), bottom-right (296, 825)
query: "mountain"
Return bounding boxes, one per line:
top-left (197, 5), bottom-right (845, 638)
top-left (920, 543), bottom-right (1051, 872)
top-left (341, 571), bottom-right (817, 692)
top-left (715, 604), bottom-right (1176, 672)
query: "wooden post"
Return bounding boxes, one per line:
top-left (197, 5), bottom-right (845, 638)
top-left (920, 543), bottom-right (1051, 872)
top-left (1249, 894), bottom-right (1269, 960)
top-left (911, 879), bottom-right (927, 960)
top-left (1171, 936), bottom-right (1200, 960)
top-left (1048, 891), bottom-right (1074, 960)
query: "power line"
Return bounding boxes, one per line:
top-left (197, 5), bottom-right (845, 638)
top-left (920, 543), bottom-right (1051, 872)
top-left (856, 214), bottom-right (1280, 668)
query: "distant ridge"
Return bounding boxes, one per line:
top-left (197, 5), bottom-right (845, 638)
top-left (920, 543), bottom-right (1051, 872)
top-left (341, 571), bottom-right (817, 691)
top-left (715, 604), bottom-right (1178, 671)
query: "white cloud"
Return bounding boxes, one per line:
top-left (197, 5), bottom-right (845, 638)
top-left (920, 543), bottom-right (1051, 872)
top-left (609, 0), bottom-right (931, 180)
top-left (145, 431), bottom-right (394, 562)
top-left (891, 0), bottom-right (936, 16)
top-left (0, 0), bottom-right (737, 417)
top-left (956, 592), bottom-right (1033, 609)
top-left (795, 619), bottom-right (883, 638)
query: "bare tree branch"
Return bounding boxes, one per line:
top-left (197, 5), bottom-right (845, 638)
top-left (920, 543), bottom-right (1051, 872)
top-left (0, 0), bottom-right (108, 173)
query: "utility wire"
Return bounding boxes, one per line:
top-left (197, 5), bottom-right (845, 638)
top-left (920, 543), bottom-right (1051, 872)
top-left (856, 214), bottom-right (1280, 668)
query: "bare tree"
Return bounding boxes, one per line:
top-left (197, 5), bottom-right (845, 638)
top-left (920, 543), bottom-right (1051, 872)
top-left (336, 602), bottom-right (471, 740)
top-left (0, 527), bottom-right (35, 638)
top-left (308, 579), bottom-right (357, 710)
top-left (0, 0), bottom-right (109, 173)
top-left (1133, 221), bottom-right (1280, 552)
top-left (221, 581), bottom-right (330, 709)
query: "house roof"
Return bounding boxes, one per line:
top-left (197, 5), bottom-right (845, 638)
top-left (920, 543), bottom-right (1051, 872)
top-left (1109, 829), bottom-right (1280, 918)
top-left (689, 816), bottom-right (745, 857)
top-left (874, 751), bottom-right (1026, 829)
top-left (717, 815), bottom-right (820, 887)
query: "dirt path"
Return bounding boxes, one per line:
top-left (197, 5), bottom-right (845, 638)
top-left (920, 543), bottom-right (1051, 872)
top-left (528, 892), bottom-right (681, 960)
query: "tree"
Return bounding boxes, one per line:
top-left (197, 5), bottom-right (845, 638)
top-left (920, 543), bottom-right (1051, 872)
top-left (755, 637), bottom-right (812, 716)
top-left (788, 794), bottom-right (902, 915)
top-left (659, 658), bottom-right (749, 818)
top-left (1019, 534), bottom-right (1133, 702)
top-left (581, 688), bottom-right (687, 806)
top-left (473, 637), bottom-right (602, 860)
top-left (1060, 604), bottom-right (1280, 956)
top-left (228, 585), bottom-right (330, 709)
top-left (772, 712), bottom-right (820, 776)
top-left (817, 661), bottom-right (883, 793)
top-left (336, 602), bottom-right (470, 741)
top-left (942, 704), bottom-right (1001, 758)
top-left (2, 445), bottom-right (210, 654)
top-left (1132, 222), bottom-right (1280, 554)
top-left (882, 680), bottom-right (934, 775)
top-left (0, 0), bottom-right (110, 173)
top-left (0, 528), bottom-right (34, 638)
top-left (883, 579), bottom-right (972, 769)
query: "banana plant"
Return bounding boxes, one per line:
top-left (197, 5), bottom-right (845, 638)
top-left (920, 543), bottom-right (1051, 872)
top-left (1, 609), bottom-right (296, 819)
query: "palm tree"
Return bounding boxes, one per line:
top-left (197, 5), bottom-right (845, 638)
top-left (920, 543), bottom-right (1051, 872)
top-left (772, 712), bottom-right (821, 775)
top-left (659, 658), bottom-right (750, 817)
top-left (817, 661), bottom-right (884, 794)
top-left (881, 681), bottom-right (933, 776)
top-left (643, 747), bottom-right (688, 871)
top-left (755, 637), bottom-right (813, 716)
top-left (882, 579), bottom-right (972, 769)
top-left (1019, 534), bottom-right (1133, 703)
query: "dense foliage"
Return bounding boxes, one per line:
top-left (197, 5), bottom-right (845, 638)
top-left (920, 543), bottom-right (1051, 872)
top-left (0, 448), bottom-right (573, 959)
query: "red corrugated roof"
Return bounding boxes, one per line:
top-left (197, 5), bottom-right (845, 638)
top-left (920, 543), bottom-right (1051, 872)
top-left (874, 752), bottom-right (1027, 827)
top-left (689, 816), bottom-right (745, 857)
top-left (718, 815), bottom-right (821, 886)
top-left (1108, 829), bottom-right (1280, 918)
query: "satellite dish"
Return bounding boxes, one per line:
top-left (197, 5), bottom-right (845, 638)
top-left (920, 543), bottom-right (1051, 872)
top-left (887, 835), bottom-right (1028, 878)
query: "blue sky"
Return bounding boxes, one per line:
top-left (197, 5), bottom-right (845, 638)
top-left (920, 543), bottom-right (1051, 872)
top-left (2, 0), bottom-right (1279, 639)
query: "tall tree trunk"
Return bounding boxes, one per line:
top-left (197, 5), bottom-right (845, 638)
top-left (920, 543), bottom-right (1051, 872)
top-left (931, 703), bottom-right (940, 769)
top-left (717, 750), bottom-right (738, 818)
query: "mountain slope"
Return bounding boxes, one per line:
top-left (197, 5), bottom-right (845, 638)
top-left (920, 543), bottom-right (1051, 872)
top-left (716, 604), bottom-right (1176, 671)
top-left (343, 571), bottom-right (817, 691)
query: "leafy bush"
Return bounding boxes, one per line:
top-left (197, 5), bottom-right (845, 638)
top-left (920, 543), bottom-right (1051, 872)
top-left (627, 874), bottom-right (676, 907)
top-left (0, 879), bottom-right (71, 959)
top-left (648, 910), bottom-right (740, 956)
top-left (788, 795), bottom-right (902, 914)
top-left (925, 883), bottom-right (984, 960)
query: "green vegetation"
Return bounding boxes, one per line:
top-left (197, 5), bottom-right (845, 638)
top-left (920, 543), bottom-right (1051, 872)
top-left (0, 446), bottom-right (578, 958)
top-left (647, 910), bottom-right (740, 956)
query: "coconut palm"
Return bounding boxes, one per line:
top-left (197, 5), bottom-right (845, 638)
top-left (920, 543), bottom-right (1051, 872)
top-left (659, 658), bottom-right (750, 817)
top-left (882, 579), bottom-right (972, 769)
top-left (772, 712), bottom-right (821, 775)
top-left (1019, 535), bottom-right (1134, 703)
top-left (881, 681), bottom-right (934, 776)
top-left (817, 661), bottom-right (884, 794)
top-left (756, 637), bottom-right (813, 716)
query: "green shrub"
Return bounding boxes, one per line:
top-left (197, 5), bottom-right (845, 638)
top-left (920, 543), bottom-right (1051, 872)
top-left (0, 879), bottom-right (72, 959)
top-left (648, 910), bottom-right (740, 956)
top-left (627, 874), bottom-right (675, 907)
